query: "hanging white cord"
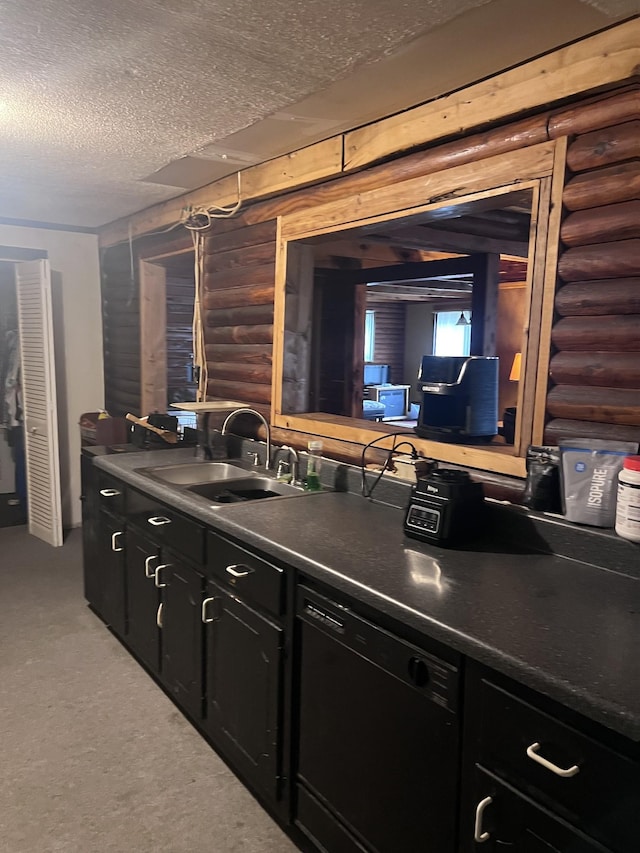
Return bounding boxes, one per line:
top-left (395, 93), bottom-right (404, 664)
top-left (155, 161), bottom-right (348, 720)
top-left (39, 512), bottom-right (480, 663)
top-left (183, 172), bottom-right (243, 232)
top-left (191, 230), bottom-right (208, 402)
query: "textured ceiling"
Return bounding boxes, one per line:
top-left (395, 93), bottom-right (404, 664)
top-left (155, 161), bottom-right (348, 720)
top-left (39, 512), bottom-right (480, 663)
top-left (0, 0), bottom-right (634, 228)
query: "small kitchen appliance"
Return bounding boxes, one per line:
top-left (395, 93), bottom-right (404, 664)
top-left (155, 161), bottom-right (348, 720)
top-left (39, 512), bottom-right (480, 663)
top-left (404, 467), bottom-right (484, 545)
top-left (415, 355), bottom-right (498, 443)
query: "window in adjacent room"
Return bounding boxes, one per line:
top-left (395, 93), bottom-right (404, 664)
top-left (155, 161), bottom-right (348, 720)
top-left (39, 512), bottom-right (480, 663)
top-left (364, 309), bottom-right (376, 362)
top-left (433, 310), bottom-right (471, 357)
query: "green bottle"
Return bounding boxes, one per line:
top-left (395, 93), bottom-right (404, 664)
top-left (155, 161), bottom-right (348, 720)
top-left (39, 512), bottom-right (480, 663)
top-left (305, 440), bottom-right (323, 491)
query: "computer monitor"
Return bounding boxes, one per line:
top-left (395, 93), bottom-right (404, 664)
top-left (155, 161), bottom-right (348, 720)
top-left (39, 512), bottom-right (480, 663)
top-left (364, 363), bottom-right (390, 385)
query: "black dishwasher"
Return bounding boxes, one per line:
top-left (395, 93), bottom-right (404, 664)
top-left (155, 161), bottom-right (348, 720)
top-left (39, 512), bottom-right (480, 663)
top-left (295, 586), bottom-right (460, 853)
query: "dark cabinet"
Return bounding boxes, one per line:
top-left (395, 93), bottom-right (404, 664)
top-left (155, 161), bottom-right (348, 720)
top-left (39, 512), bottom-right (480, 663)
top-left (124, 526), bottom-right (161, 674)
top-left (204, 579), bottom-right (284, 802)
top-left (81, 458), bottom-right (126, 637)
top-left (460, 664), bottom-right (640, 853)
top-left (160, 555), bottom-right (205, 721)
top-left (81, 458), bottom-right (640, 853)
top-left (461, 767), bottom-right (612, 852)
top-left (203, 531), bottom-right (287, 805)
top-left (95, 508), bottom-right (126, 637)
top-left (80, 454), bottom-right (100, 607)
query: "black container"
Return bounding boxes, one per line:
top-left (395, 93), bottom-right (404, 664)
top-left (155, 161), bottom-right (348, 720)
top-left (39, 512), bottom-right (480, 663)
top-left (404, 468), bottom-right (485, 546)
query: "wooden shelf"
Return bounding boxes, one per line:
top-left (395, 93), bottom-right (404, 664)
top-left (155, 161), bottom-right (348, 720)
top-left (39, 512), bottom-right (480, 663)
top-left (169, 401), bottom-right (245, 413)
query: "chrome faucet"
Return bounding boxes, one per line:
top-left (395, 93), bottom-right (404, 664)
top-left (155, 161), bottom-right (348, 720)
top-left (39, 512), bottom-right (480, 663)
top-left (221, 408), bottom-right (272, 470)
top-left (272, 445), bottom-right (302, 486)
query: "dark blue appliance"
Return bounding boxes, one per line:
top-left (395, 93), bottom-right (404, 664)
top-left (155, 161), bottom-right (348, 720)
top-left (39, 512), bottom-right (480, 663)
top-left (415, 355), bottom-right (498, 443)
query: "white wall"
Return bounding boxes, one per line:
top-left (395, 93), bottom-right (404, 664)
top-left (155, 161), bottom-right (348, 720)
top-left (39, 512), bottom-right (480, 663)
top-left (0, 224), bottom-right (103, 528)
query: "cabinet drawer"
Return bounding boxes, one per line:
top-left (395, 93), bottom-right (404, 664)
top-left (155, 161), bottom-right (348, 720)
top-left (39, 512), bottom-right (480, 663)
top-left (206, 532), bottom-right (284, 616)
top-left (476, 678), bottom-right (640, 852)
top-left (127, 489), bottom-right (205, 565)
top-left (96, 471), bottom-right (126, 515)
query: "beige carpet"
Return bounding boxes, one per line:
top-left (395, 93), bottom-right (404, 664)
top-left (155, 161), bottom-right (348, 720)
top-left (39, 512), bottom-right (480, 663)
top-left (0, 525), bottom-right (299, 853)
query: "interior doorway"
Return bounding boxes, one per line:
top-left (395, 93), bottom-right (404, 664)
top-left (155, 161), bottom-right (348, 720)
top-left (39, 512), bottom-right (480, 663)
top-left (139, 249), bottom-right (197, 417)
top-left (0, 261), bottom-right (26, 527)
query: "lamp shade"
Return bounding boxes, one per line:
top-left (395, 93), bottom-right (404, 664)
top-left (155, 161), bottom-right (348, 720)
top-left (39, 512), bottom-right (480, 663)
top-left (509, 352), bottom-right (522, 382)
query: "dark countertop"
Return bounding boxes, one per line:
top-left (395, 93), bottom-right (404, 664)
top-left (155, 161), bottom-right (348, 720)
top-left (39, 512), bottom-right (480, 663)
top-left (94, 448), bottom-right (640, 742)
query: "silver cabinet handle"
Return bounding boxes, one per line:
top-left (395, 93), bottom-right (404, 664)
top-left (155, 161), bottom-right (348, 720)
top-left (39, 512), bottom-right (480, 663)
top-left (144, 555), bottom-right (158, 578)
top-left (156, 602), bottom-right (164, 628)
top-left (100, 488), bottom-right (121, 497)
top-left (474, 796), bottom-right (492, 843)
top-left (154, 564), bottom-right (170, 588)
top-left (526, 742), bottom-right (580, 778)
top-left (226, 564), bottom-right (253, 578)
top-left (111, 531), bottom-right (124, 552)
top-left (201, 597), bottom-right (216, 623)
top-left (148, 515), bottom-right (172, 526)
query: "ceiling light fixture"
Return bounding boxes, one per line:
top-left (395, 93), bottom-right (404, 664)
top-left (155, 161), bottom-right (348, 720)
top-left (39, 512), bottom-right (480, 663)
top-left (455, 311), bottom-right (470, 326)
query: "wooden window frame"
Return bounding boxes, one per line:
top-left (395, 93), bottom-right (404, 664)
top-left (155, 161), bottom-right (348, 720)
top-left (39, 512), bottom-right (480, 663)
top-left (271, 139), bottom-right (567, 478)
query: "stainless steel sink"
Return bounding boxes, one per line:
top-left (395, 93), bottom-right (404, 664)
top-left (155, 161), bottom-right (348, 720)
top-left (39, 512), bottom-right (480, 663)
top-left (186, 476), bottom-right (304, 504)
top-left (137, 461), bottom-right (250, 485)
top-left (136, 459), bottom-right (313, 506)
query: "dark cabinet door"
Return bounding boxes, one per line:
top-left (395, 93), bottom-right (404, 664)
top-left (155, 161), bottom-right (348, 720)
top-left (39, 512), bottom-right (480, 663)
top-left (95, 509), bottom-right (126, 637)
top-left (204, 580), bottom-right (284, 803)
top-left (81, 455), bottom-right (101, 609)
top-left (460, 768), bottom-right (613, 852)
top-left (125, 527), bottom-right (161, 674)
top-left (160, 556), bottom-right (204, 720)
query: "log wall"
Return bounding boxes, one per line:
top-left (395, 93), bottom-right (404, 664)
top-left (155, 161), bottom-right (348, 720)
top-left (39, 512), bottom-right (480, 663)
top-left (166, 275), bottom-right (197, 405)
top-left (202, 219), bottom-right (277, 418)
top-left (101, 244), bottom-right (141, 417)
top-left (100, 79), bottom-right (640, 496)
top-left (370, 303), bottom-right (406, 386)
top-left (545, 110), bottom-right (640, 446)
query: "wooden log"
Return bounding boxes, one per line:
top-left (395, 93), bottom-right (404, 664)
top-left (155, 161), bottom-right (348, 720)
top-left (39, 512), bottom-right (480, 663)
top-left (207, 362), bottom-right (272, 386)
top-left (104, 341), bottom-right (141, 356)
top-left (203, 283), bottom-right (274, 310)
top-left (103, 354), bottom-right (140, 369)
top-left (557, 240), bottom-right (640, 282)
top-left (137, 229), bottom-right (193, 261)
top-left (560, 202), bottom-right (640, 248)
top-left (104, 313), bottom-right (139, 328)
top-left (549, 88), bottom-right (640, 140)
top-left (549, 352), bottom-right (640, 389)
top-left (562, 162), bottom-right (640, 212)
top-left (203, 263), bottom-right (275, 292)
top-left (344, 23), bottom-right (640, 170)
top-left (544, 418), bottom-right (640, 445)
top-left (205, 304), bottom-right (274, 328)
top-left (555, 278), bottom-right (640, 316)
top-left (109, 378), bottom-right (141, 396)
top-left (546, 385), bottom-right (640, 425)
top-left (551, 315), bottom-right (640, 351)
top-left (206, 324), bottom-right (273, 345)
top-left (205, 378), bottom-right (271, 405)
top-left (205, 220), bottom-right (277, 254)
top-left (566, 121), bottom-right (640, 173)
top-left (205, 343), bottom-right (272, 365)
top-left (105, 391), bottom-right (141, 413)
top-left (203, 242), bottom-right (275, 274)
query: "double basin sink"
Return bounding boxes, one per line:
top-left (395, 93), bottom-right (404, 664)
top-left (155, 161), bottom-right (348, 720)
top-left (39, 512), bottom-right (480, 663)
top-left (137, 459), bottom-right (309, 507)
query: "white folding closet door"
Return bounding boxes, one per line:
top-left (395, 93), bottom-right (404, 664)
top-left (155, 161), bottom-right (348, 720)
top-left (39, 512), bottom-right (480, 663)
top-left (15, 260), bottom-right (63, 547)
